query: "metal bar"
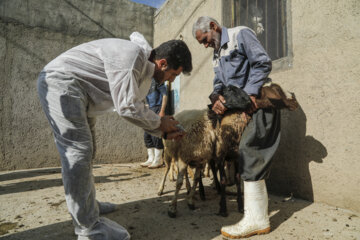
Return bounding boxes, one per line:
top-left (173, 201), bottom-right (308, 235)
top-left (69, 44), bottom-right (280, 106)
top-left (276, 0), bottom-right (279, 58)
top-left (246, 0), bottom-right (249, 26)
top-left (235, 0), bottom-right (239, 26)
top-left (282, 0), bottom-right (286, 57)
top-left (231, 0), bottom-right (236, 27)
top-left (265, 0), bottom-right (268, 51)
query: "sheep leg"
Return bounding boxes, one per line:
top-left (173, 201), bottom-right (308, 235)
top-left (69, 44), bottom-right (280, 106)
top-left (198, 171), bottom-right (206, 201)
top-left (236, 173), bottom-right (243, 213)
top-left (169, 158), bottom-right (176, 181)
top-left (234, 156), bottom-right (243, 213)
top-left (210, 159), bottom-right (221, 194)
top-left (225, 160), bottom-right (236, 186)
top-left (168, 160), bottom-right (187, 218)
top-left (185, 168), bottom-right (191, 194)
top-left (187, 167), bottom-right (201, 210)
top-left (157, 154), bottom-right (172, 196)
top-left (218, 161), bottom-right (228, 217)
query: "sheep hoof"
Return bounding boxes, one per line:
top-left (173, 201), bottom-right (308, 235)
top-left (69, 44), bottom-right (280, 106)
top-left (157, 191), bottom-right (163, 196)
top-left (168, 210), bottom-right (177, 218)
top-left (199, 192), bottom-right (206, 201)
top-left (168, 205), bottom-right (177, 218)
top-left (217, 211), bottom-right (228, 217)
top-left (187, 203), bottom-right (195, 210)
top-left (237, 200), bottom-right (243, 213)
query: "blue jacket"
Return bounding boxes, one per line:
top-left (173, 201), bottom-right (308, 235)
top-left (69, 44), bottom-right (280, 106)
top-left (212, 26), bottom-right (272, 96)
top-left (146, 79), bottom-right (167, 109)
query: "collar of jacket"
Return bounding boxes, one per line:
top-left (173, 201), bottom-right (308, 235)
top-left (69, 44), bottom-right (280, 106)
top-left (214, 26), bottom-right (230, 58)
top-left (220, 26), bottom-right (230, 48)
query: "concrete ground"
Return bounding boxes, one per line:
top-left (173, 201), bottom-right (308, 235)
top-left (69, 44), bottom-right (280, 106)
top-left (0, 163), bottom-right (359, 240)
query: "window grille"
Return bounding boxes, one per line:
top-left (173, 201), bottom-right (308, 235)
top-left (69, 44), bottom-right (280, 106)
top-left (222, 0), bottom-right (288, 61)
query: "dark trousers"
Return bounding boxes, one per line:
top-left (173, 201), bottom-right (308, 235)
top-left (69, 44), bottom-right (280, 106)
top-left (238, 108), bottom-right (281, 181)
top-left (144, 106), bottom-right (164, 149)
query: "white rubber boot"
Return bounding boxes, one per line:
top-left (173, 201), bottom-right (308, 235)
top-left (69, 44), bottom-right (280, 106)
top-left (221, 179), bottom-right (270, 239)
top-left (148, 149), bottom-right (163, 169)
top-left (140, 148), bottom-right (155, 167)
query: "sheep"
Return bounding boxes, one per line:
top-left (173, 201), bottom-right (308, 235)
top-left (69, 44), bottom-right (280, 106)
top-left (207, 109), bottom-right (251, 217)
top-left (208, 82), bottom-right (298, 216)
top-left (208, 82), bottom-right (299, 216)
top-left (158, 83), bottom-right (298, 218)
top-left (157, 108), bottom-right (250, 218)
top-left (157, 109), bottom-right (216, 217)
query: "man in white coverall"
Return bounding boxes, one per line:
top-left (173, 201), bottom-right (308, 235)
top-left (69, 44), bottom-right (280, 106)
top-left (37, 32), bottom-right (192, 240)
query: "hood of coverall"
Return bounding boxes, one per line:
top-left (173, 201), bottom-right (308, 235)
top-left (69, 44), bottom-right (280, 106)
top-left (129, 32), bottom-right (153, 59)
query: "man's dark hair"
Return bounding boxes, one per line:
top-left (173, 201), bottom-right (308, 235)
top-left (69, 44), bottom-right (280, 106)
top-left (152, 40), bottom-right (193, 75)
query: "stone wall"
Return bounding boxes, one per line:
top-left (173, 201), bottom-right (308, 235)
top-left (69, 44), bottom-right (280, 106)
top-left (0, 0), bottom-right (155, 170)
top-left (268, 0), bottom-right (360, 213)
top-left (154, 0), bottom-right (360, 213)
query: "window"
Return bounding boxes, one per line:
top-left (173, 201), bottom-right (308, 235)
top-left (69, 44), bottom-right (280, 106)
top-left (222, 0), bottom-right (291, 66)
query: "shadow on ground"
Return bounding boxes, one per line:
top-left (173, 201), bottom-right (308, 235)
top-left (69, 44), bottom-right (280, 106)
top-left (0, 168), bottom-right (62, 182)
top-left (0, 169), bottom-right (150, 196)
top-left (0, 104), bottom-right (326, 239)
top-left (1, 182), bottom-right (312, 240)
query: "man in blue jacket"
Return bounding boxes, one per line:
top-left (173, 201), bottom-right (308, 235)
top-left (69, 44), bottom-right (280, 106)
top-left (193, 16), bottom-right (281, 239)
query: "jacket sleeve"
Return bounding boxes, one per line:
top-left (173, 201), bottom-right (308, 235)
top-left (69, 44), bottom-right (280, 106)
top-left (104, 49), bottom-right (162, 137)
top-left (237, 28), bottom-right (272, 96)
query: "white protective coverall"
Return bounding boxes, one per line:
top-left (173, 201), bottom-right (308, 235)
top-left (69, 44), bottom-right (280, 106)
top-left (37, 33), bottom-right (160, 240)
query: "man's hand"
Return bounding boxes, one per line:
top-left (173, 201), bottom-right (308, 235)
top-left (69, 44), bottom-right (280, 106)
top-left (160, 116), bottom-right (187, 141)
top-left (246, 95), bottom-right (258, 114)
top-left (159, 116), bottom-right (180, 133)
top-left (212, 95), bottom-right (227, 115)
